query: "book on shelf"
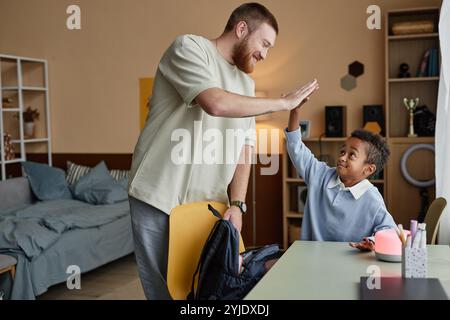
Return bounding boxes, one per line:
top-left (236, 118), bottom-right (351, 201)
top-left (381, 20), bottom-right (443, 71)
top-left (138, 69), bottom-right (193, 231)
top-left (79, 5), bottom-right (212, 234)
top-left (417, 49), bottom-right (430, 77)
top-left (429, 48), bottom-right (439, 77)
top-left (417, 48), bottom-right (439, 77)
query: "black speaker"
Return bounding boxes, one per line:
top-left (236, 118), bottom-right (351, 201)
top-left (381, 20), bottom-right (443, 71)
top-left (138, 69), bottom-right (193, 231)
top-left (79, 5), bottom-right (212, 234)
top-left (363, 105), bottom-right (385, 136)
top-left (325, 106), bottom-right (346, 137)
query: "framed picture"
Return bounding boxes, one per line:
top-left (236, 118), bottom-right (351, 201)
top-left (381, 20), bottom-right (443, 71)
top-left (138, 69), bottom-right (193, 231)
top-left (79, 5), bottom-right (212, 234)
top-left (299, 120), bottom-right (311, 138)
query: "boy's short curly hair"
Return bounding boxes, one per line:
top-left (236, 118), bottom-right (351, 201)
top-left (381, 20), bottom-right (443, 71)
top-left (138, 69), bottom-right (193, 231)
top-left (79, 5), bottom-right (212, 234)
top-left (351, 130), bottom-right (390, 176)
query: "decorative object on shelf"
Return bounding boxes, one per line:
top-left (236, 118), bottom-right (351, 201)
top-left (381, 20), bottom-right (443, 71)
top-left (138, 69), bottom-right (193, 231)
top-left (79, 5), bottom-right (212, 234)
top-left (391, 20), bottom-right (434, 35)
top-left (398, 63), bottom-right (411, 78)
top-left (23, 106), bottom-right (40, 138)
top-left (3, 133), bottom-right (15, 160)
top-left (299, 120), bottom-right (311, 138)
top-left (363, 105), bottom-right (385, 136)
top-left (413, 105), bottom-right (436, 136)
top-left (363, 122), bottom-right (382, 134)
top-left (403, 97), bottom-right (419, 137)
top-left (2, 97), bottom-right (13, 108)
top-left (400, 143), bottom-right (435, 222)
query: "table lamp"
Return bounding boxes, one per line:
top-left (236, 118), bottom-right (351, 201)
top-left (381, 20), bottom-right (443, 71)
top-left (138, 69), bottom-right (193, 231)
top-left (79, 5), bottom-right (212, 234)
top-left (374, 228), bottom-right (410, 262)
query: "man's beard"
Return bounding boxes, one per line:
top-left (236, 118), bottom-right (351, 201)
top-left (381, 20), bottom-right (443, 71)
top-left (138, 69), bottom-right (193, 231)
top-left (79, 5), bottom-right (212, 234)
top-left (232, 36), bottom-right (255, 74)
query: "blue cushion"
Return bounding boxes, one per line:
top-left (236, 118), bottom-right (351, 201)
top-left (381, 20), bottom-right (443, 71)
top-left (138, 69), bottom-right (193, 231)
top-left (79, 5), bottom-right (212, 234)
top-left (71, 161), bottom-right (128, 205)
top-left (21, 161), bottom-right (73, 201)
top-left (118, 177), bottom-right (129, 190)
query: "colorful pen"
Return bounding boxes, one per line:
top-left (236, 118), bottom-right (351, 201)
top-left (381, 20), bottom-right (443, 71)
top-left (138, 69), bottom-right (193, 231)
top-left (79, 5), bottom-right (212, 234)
top-left (410, 220), bottom-right (418, 244)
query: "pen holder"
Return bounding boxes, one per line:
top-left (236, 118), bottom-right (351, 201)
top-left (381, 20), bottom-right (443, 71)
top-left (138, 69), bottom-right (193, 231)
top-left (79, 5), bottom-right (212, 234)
top-left (401, 246), bottom-right (427, 278)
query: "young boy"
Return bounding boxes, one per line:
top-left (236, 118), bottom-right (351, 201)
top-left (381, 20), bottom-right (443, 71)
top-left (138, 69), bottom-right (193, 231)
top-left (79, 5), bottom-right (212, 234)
top-left (286, 104), bottom-right (397, 250)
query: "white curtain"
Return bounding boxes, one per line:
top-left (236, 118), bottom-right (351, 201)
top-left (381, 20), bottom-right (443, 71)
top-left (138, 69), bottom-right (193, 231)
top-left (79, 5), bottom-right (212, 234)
top-left (437, 0), bottom-right (450, 245)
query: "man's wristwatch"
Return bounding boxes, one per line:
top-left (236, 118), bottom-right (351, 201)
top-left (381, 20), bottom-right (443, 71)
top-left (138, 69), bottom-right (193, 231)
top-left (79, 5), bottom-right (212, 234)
top-left (230, 200), bottom-right (247, 214)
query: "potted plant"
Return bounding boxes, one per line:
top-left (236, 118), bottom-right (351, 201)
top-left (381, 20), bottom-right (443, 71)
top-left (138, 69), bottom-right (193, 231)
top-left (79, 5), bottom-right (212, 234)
top-left (23, 106), bottom-right (40, 138)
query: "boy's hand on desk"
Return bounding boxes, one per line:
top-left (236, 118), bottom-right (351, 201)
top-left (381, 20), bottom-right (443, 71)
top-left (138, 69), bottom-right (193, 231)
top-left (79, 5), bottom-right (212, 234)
top-left (349, 237), bottom-right (375, 251)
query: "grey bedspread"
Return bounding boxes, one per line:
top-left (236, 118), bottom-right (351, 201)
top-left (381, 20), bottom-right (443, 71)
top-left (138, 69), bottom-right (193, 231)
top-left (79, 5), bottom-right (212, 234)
top-left (0, 199), bottom-right (132, 299)
top-left (0, 199), bottom-right (129, 258)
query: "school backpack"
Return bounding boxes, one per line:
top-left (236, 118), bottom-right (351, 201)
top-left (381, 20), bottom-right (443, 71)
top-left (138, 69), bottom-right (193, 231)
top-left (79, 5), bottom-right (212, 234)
top-left (187, 204), bottom-right (280, 300)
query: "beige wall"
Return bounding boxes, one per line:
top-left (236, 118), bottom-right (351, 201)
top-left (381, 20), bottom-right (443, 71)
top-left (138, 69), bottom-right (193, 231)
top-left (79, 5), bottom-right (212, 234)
top-left (0, 0), bottom-right (442, 153)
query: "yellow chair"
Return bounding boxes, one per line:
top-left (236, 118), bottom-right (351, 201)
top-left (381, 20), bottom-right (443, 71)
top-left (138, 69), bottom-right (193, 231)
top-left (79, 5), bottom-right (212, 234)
top-left (424, 197), bottom-right (447, 245)
top-left (167, 201), bottom-right (245, 300)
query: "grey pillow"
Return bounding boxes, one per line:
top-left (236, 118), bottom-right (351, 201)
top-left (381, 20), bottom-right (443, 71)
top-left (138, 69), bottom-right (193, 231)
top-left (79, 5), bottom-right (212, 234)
top-left (66, 161), bottom-right (130, 185)
top-left (71, 161), bottom-right (128, 205)
top-left (110, 169), bottom-right (130, 181)
top-left (21, 161), bottom-right (73, 201)
top-left (66, 161), bottom-right (91, 185)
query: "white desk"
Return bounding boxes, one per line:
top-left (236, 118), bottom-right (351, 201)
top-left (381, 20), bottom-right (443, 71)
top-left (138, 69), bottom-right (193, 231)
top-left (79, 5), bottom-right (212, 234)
top-left (245, 241), bottom-right (450, 300)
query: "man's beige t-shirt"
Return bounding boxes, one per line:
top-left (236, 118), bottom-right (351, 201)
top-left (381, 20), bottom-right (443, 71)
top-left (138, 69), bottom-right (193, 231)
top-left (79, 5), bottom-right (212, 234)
top-left (128, 34), bottom-right (256, 214)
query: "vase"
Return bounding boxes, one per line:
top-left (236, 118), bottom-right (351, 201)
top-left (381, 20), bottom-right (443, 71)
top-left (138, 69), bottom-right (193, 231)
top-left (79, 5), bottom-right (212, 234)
top-left (24, 122), bottom-right (35, 138)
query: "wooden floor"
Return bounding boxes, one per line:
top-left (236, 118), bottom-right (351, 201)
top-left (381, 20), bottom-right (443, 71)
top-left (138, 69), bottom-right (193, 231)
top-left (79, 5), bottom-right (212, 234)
top-left (37, 254), bottom-right (145, 300)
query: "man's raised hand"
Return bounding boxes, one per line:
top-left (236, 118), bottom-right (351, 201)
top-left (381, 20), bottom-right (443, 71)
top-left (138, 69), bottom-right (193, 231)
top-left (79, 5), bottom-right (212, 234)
top-left (283, 79), bottom-right (319, 111)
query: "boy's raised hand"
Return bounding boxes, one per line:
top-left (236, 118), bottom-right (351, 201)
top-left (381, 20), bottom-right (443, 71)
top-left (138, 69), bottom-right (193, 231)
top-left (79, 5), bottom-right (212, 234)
top-left (349, 237), bottom-right (375, 251)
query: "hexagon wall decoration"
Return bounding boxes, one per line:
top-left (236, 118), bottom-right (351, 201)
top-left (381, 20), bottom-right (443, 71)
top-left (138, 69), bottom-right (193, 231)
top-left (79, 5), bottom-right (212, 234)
top-left (349, 61), bottom-right (364, 77)
top-left (340, 74), bottom-right (357, 91)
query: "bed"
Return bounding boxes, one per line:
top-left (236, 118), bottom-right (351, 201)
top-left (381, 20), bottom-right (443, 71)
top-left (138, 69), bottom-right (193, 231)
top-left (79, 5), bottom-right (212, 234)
top-left (0, 176), bottom-right (134, 299)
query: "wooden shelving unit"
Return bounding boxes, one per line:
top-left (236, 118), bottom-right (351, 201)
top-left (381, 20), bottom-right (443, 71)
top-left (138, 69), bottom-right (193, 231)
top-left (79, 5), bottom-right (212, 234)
top-left (281, 7), bottom-right (440, 249)
top-left (385, 7), bottom-right (440, 227)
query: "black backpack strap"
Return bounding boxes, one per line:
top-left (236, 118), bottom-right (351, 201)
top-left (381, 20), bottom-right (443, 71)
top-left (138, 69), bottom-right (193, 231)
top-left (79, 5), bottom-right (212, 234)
top-left (208, 203), bottom-right (223, 219)
top-left (187, 204), bottom-right (221, 299)
top-left (187, 255), bottom-right (202, 300)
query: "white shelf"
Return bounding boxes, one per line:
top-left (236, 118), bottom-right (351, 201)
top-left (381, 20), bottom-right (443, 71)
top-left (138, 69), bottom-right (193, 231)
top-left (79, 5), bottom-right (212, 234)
top-left (11, 138), bottom-right (49, 144)
top-left (3, 158), bottom-right (23, 164)
top-left (0, 54), bottom-right (46, 63)
top-left (1, 86), bottom-right (47, 91)
top-left (1, 108), bottom-right (20, 112)
top-left (22, 86), bottom-right (47, 91)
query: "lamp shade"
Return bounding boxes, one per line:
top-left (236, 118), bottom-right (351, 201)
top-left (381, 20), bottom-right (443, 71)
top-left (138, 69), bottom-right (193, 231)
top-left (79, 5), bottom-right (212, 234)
top-left (374, 228), bottom-right (410, 262)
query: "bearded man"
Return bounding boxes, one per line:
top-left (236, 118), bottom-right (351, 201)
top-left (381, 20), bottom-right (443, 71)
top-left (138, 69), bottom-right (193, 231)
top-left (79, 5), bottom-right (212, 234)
top-left (128, 2), bottom-right (318, 300)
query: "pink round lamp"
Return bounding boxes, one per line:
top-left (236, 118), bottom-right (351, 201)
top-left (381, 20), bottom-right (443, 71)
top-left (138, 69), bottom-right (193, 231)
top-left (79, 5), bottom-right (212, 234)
top-left (374, 228), bottom-right (410, 262)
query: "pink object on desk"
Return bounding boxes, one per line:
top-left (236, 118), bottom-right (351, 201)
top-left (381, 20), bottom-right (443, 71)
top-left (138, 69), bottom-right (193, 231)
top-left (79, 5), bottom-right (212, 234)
top-left (374, 228), bottom-right (411, 262)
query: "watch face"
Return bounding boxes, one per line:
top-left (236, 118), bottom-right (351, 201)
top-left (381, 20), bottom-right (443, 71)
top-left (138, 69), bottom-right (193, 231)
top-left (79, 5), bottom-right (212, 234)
top-left (241, 203), bottom-right (247, 213)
